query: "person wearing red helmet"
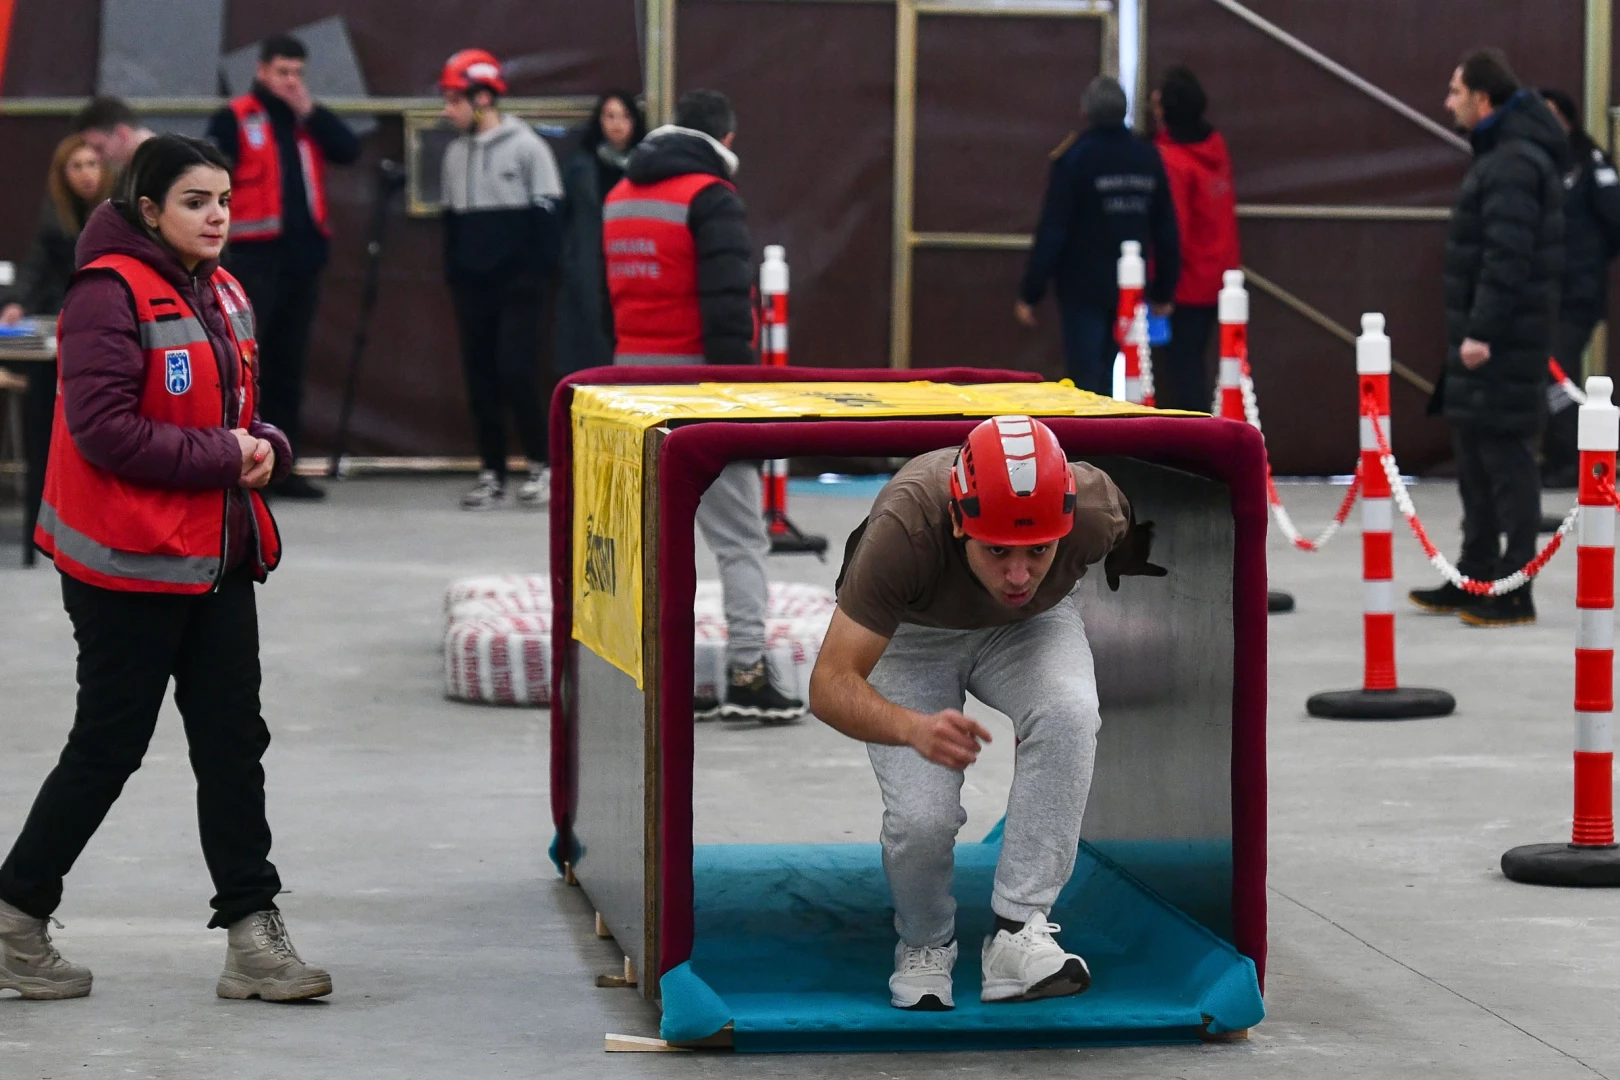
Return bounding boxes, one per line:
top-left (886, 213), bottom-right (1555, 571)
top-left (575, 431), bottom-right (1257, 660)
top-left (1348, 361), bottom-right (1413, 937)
top-left (809, 415), bottom-right (1164, 1011)
top-left (438, 49), bottom-right (563, 511)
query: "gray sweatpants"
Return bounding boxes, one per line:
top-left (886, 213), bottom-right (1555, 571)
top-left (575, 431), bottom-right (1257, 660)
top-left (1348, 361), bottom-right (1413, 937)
top-left (867, 597), bottom-right (1100, 947)
top-left (696, 461), bottom-right (769, 667)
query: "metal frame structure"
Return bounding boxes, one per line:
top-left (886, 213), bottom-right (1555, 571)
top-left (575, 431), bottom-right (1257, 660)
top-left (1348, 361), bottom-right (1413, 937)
top-left (401, 103), bottom-right (593, 217)
top-left (891, 0), bottom-right (1118, 369)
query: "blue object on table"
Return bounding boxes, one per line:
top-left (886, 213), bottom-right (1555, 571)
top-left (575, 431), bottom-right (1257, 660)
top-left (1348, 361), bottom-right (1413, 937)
top-left (658, 830), bottom-right (1264, 1051)
top-left (1148, 314), bottom-right (1172, 347)
top-left (0, 325), bottom-right (35, 338)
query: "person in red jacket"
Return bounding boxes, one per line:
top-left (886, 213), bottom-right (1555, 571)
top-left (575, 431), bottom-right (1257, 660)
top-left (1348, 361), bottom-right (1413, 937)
top-left (1152, 66), bottom-right (1241, 413)
top-left (0, 135), bottom-right (330, 1004)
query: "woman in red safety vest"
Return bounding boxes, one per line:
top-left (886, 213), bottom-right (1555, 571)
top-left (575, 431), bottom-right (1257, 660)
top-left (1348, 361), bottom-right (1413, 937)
top-left (0, 135), bottom-right (332, 1004)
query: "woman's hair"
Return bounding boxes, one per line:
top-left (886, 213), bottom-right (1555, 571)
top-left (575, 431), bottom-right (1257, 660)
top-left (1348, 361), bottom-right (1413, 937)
top-left (580, 90), bottom-right (647, 151)
top-left (1158, 65), bottom-right (1208, 129)
top-left (46, 133), bottom-right (113, 236)
top-left (115, 133), bottom-right (231, 230)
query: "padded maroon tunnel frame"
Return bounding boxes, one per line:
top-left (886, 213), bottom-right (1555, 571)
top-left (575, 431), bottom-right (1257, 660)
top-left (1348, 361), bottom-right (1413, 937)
top-left (548, 368), bottom-right (1268, 989)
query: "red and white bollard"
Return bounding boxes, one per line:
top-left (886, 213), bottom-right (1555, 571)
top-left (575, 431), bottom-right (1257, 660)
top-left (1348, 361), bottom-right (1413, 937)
top-left (760, 245), bottom-right (790, 527)
top-left (756, 245), bottom-right (827, 558)
top-left (1115, 241), bottom-right (1153, 406)
top-left (1216, 270), bottom-right (1294, 614)
top-left (1503, 375), bottom-right (1620, 885)
top-left (1216, 269), bottom-right (1247, 422)
top-left (1307, 313), bottom-right (1454, 719)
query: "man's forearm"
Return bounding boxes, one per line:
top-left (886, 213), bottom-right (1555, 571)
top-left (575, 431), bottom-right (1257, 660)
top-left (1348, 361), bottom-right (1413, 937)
top-left (808, 667), bottom-right (919, 748)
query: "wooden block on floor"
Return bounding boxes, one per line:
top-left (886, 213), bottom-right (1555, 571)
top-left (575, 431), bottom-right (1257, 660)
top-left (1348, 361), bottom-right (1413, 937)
top-left (604, 1026), bottom-right (734, 1052)
top-left (594, 954), bottom-right (637, 989)
top-left (595, 911), bottom-right (611, 938)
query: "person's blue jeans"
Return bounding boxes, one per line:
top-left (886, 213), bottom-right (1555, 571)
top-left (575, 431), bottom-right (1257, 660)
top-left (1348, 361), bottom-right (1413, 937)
top-left (1058, 303), bottom-right (1118, 395)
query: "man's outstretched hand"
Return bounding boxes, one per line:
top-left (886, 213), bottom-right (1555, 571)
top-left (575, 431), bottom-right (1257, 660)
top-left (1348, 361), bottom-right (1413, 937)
top-left (908, 709), bottom-right (992, 771)
top-left (1105, 519), bottom-right (1169, 591)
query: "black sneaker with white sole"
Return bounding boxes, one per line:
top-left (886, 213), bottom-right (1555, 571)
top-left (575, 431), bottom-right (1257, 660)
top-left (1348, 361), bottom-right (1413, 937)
top-left (719, 658), bottom-right (806, 723)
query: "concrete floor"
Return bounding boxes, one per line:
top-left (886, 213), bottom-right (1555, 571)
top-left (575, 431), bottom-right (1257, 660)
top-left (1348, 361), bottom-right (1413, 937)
top-left (0, 474), bottom-right (1617, 1079)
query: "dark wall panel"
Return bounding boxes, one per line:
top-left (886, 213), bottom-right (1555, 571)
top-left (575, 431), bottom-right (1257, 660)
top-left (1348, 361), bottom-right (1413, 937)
top-left (1240, 219), bottom-right (1451, 476)
top-left (224, 1), bottom-right (641, 95)
top-left (911, 249), bottom-right (1062, 380)
top-left (0, 2), bottom-right (639, 458)
top-left (913, 14), bottom-right (1101, 233)
top-left (678, 1), bottom-right (896, 369)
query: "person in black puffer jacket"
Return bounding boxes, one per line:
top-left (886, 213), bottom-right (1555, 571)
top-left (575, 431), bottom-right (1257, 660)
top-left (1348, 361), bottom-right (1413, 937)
top-left (1414, 50), bottom-right (1570, 627)
top-left (1535, 88), bottom-right (1620, 488)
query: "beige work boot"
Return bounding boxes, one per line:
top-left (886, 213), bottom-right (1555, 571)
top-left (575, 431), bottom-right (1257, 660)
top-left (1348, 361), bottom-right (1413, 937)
top-left (216, 910), bottom-right (332, 1002)
top-left (0, 898), bottom-right (93, 999)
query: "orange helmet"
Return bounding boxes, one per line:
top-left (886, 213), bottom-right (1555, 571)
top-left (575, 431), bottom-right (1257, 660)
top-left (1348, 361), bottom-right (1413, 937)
top-left (440, 49), bottom-right (507, 96)
top-left (949, 416), bottom-right (1076, 547)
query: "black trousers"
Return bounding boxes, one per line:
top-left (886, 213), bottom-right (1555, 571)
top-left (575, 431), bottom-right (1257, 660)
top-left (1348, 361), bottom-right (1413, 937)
top-left (229, 250), bottom-right (324, 456)
top-left (1057, 302), bottom-right (1116, 395)
top-left (0, 568), bottom-right (281, 928)
top-left (1454, 425), bottom-right (1541, 584)
top-left (449, 274), bottom-right (550, 478)
top-left (1159, 304), bottom-right (1219, 413)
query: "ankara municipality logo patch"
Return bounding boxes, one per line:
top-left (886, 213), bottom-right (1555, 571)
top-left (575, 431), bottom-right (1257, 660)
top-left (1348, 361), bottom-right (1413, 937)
top-left (164, 349), bottom-right (192, 395)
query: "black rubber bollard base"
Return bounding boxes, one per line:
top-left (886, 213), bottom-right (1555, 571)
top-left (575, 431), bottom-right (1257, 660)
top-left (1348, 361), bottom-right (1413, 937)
top-left (1306, 686), bottom-right (1456, 720)
top-left (1268, 590), bottom-right (1296, 613)
top-left (1501, 843), bottom-right (1620, 887)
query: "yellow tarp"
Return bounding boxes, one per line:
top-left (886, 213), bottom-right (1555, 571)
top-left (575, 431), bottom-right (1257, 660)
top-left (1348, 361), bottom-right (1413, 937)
top-left (571, 381), bottom-right (1188, 685)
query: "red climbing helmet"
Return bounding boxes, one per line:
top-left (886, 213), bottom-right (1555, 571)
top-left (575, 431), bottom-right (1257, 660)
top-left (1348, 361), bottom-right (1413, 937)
top-left (440, 49), bottom-right (507, 96)
top-left (949, 415), bottom-right (1076, 547)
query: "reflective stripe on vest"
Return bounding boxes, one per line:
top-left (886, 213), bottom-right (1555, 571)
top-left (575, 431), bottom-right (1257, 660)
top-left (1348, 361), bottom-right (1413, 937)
top-left (231, 215), bottom-right (282, 240)
top-left (603, 199), bottom-right (692, 225)
top-left (36, 501), bottom-right (220, 586)
top-left (603, 172), bottom-right (729, 361)
top-left (139, 317), bottom-right (209, 350)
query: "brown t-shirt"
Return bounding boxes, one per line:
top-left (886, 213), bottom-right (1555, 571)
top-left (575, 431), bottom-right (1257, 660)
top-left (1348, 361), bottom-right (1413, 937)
top-left (835, 449), bottom-right (1131, 637)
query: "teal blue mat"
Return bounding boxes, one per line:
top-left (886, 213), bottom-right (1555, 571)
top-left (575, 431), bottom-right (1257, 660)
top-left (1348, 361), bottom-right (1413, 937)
top-left (661, 837), bottom-right (1263, 1052)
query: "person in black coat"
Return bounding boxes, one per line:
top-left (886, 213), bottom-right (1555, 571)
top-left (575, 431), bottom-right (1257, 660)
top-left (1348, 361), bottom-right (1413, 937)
top-left (1, 133), bottom-right (113, 567)
top-left (1536, 88), bottom-right (1620, 487)
top-left (555, 91), bottom-right (645, 374)
top-left (1412, 50), bottom-right (1569, 626)
top-left (1016, 75), bottom-right (1179, 395)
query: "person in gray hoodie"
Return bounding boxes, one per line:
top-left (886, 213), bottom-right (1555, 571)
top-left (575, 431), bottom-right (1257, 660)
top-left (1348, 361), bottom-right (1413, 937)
top-left (438, 49), bottom-right (563, 510)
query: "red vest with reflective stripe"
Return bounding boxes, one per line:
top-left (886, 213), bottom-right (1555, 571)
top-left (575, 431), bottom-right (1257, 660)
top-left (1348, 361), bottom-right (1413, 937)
top-left (35, 255), bottom-right (282, 594)
top-left (229, 94), bottom-right (329, 242)
top-left (603, 173), bottom-right (729, 363)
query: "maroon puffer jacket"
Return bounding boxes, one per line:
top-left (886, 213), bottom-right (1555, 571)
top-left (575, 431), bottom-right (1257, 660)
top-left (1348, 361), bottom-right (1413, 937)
top-left (56, 202), bottom-right (292, 569)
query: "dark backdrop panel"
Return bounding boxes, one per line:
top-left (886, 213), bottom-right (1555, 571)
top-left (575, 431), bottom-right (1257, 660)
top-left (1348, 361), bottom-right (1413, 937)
top-left (911, 249), bottom-right (1062, 380)
top-left (1147, 0), bottom-right (1582, 206)
top-left (1, 0), bottom-right (100, 95)
top-left (913, 13), bottom-right (1101, 234)
top-left (677, 1), bottom-right (896, 369)
top-left (1239, 219), bottom-right (1451, 476)
top-left (225, 1), bottom-right (641, 95)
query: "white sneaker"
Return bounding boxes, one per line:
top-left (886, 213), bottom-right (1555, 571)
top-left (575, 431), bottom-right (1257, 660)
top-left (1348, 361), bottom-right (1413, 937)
top-left (516, 467), bottom-right (550, 508)
top-left (980, 912), bottom-right (1090, 1003)
top-left (461, 470), bottom-right (505, 510)
top-left (889, 938), bottom-right (956, 1010)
